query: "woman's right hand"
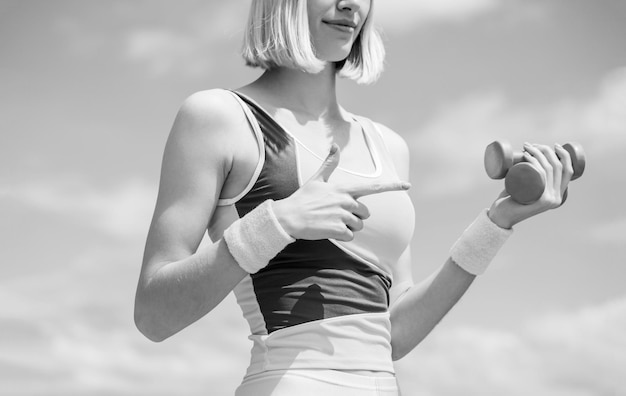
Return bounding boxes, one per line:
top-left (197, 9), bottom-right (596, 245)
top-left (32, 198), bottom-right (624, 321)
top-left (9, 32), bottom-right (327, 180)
top-left (272, 144), bottom-right (411, 242)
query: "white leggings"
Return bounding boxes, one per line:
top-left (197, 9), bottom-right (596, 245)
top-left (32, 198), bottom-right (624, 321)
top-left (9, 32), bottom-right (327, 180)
top-left (235, 369), bottom-right (400, 396)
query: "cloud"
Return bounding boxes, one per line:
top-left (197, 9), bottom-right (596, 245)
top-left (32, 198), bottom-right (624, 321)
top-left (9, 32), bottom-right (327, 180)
top-left (525, 299), bottom-right (626, 392)
top-left (125, 29), bottom-right (211, 78)
top-left (566, 67), bottom-right (626, 152)
top-left (408, 92), bottom-right (527, 195)
top-left (375, 0), bottom-right (503, 32)
top-left (407, 67), bottom-right (626, 196)
top-left (589, 217), bottom-right (626, 245)
top-left (4, 177), bottom-right (156, 240)
top-left (122, 2), bottom-right (248, 78)
top-left (0, 242), bottom-right (250, 395)
top-left (50, 2), bottom-right (248, 78)
top-left (0, 310), bottom-right (248, 396)
top-left (395, 295), bottom-right (626, 395)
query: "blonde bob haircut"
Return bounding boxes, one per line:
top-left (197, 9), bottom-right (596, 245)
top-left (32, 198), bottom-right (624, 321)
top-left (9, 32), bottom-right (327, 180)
top-left (242, 0), bottom-right (385, 84)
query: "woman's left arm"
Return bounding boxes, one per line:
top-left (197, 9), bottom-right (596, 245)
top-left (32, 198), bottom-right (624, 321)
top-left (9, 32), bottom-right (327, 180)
top-left (375, 123), bottom-right (574, 360)
top-left (389, 249), bottom-right (475, 360)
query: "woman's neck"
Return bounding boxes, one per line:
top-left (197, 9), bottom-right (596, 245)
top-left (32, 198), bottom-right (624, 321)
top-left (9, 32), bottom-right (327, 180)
top-left (245, 63), bottom-right (343, 120)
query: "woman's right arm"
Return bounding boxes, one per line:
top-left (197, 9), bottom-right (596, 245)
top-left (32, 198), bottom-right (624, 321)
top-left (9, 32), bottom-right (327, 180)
top-left (134, 92), bottom-right (412, 342)
top-left (134, 90), bottom-right (249, 342)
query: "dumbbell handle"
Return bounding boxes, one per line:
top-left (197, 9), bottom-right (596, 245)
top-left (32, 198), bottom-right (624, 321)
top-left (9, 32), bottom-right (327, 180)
top-left (485, 141), bottom-right (586, 180)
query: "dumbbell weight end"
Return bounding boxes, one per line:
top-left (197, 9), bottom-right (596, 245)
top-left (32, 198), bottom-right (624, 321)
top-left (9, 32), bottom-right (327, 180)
top-left (504, 162), bottom-right (546, 204)
top-left (562, 142), bottom-right (586, 181)
top-left (484, 141), bottom-right (525, 179)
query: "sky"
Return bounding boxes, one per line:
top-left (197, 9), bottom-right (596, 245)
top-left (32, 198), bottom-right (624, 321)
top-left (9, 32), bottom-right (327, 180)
top-left (1, 0), bottom-right (625, 395)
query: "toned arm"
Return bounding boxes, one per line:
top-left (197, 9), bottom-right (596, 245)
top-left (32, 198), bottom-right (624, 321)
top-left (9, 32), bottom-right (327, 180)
top-left (134, 90), bottom-right (253, 342)
top-left (380, 132), bottom-right (572, 360)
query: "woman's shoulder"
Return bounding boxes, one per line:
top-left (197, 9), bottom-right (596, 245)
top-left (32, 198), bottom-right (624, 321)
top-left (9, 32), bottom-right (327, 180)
top-left (176, 89), bottom-right (244, 130)
top-left (166, 88), bottom-right (255, 154)
top-left (165, 88), bottom-right (255, 170)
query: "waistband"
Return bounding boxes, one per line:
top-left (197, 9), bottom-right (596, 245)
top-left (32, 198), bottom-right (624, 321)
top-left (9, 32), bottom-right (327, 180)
top-left (244, 312), bottom-right (395, 377)
top-left (237, 369), bottom-right (399, 396)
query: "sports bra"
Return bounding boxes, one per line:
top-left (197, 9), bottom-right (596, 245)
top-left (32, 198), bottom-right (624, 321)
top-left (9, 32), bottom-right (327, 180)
top-left (208, 90), bottom-right (415, 376)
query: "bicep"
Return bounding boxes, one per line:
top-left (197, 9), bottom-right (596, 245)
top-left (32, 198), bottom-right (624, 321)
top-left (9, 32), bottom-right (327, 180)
top-left (140, 92), bottom-right (236, 279)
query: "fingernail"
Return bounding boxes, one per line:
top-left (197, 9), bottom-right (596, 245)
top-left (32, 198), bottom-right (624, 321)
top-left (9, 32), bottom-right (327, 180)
top-left (329, 144), bottom-right (338, 154)
top-left (555, 143), bottom-right (563, 149)
top-left (402, 182), bottom-right (411, 190)
top-left (523, 142), bottom-right (532, 150)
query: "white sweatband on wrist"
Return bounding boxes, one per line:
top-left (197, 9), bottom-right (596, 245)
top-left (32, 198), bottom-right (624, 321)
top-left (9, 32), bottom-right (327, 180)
top-left (449, 209), bottom-right (513, 275)
top-left (223, 200), bottom-right (295, 274)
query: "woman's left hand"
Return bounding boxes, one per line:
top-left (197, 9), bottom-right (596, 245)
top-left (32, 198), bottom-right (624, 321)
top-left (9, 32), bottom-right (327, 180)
top-left (488, 143), bottom-right (575, 229)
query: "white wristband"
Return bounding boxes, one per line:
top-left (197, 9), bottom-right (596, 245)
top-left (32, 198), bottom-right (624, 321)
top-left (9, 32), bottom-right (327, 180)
top-left (223, 200), bottom-right (295, 274)
top-left (449, 209), bottom-right (513, 275)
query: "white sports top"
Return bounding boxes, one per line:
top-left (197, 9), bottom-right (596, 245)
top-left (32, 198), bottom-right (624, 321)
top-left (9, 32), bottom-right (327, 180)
top-left (208, 91), bottom-right (415, 377)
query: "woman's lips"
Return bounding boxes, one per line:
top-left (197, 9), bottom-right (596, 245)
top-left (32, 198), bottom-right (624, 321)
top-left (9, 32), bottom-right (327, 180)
top-left (323, 21), bottom-right (356, 33)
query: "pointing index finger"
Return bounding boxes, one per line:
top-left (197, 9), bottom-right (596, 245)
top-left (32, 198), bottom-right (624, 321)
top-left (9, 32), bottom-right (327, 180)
top-left (344, 181), bottom-right (411, 198)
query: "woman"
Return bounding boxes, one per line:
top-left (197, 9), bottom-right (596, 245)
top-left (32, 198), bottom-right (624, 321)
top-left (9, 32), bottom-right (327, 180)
top-left (134, 0), bottom-right (574, 394)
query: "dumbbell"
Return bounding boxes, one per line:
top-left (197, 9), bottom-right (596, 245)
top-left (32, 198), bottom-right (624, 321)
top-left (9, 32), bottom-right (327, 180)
top-left (484, 141), bottom-right (586, 204)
